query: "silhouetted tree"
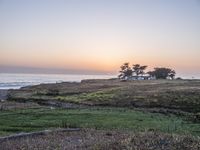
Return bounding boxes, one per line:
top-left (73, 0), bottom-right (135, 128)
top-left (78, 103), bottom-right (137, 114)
top-left (118, 63), bottom-right (132, 79)
top-left (169, 70), bottom-right (176, 79)
top-left (147, 71), bottom-right (155, 77)
top-left (132, 64), bottom-right (147, 78)
top-left (149, 67), bottom-right (176, 79)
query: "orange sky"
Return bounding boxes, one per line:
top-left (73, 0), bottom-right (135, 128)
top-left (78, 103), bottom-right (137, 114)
top-left (0, 0), bottom-right (200, 77)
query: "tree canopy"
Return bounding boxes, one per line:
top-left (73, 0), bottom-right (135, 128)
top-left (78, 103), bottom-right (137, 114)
top-left (148, 67), bottom-right (176, 79)
top-left (118, 63), bottom-right (148, 79)
top-left (119, 62), bottom-right (176, 80)
top-left (118, 63), bottom-right (133, 79)
top-left (132, 64), bottom-right (147, 77)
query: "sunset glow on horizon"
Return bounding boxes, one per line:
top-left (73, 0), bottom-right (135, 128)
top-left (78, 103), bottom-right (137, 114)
top-left (1, 0), bottom-right (200, 77)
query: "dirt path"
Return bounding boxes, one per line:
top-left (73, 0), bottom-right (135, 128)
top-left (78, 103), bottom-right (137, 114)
top-left (37, 100), bottom-right (87, 109)
top-left (0, 128), bottom-right (80, 142)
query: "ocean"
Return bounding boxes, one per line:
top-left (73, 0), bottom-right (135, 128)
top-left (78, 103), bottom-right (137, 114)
top-left (0, 73), bottom-right (116, 89)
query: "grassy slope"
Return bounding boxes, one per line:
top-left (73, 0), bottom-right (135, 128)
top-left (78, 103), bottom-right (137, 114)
top-left (8, 79), bottom-right (200, 113)
top-left (0, 107), bottom-right (200, 136)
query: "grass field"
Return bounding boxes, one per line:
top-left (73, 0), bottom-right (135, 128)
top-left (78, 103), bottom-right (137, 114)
top-left (1, 79), bottom-right (200, 149)
top-left (0, 106), bottom-right (200, 137)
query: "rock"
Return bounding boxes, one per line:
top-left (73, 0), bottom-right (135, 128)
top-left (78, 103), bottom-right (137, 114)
top-left (0, 90), bottom-right (8, 101)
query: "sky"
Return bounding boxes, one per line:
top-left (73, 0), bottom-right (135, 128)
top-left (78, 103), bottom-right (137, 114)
top-left (0, 0), bottom-right (200, 77)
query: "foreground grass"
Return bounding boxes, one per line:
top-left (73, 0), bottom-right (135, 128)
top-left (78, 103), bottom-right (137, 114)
top-left (0, 107), bottom-right (200, 136)
top-left (1, 129), bottom-right (200, 150)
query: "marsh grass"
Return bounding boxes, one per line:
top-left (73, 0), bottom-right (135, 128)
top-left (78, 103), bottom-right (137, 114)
top-left (0, 107), bottom-right (200, 136)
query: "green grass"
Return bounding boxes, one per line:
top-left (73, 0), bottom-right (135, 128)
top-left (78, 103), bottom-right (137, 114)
top-left (0, 107), bottom-right (200, 136)
top-left (56, 89), bottom-right (118, 103)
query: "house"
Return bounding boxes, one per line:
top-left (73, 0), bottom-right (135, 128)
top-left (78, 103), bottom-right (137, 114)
top-left (125, 75), bottom-right (156, 80)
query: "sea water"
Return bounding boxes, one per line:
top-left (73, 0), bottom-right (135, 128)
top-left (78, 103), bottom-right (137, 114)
top-left (0, 73), bottom-right (115, 89)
